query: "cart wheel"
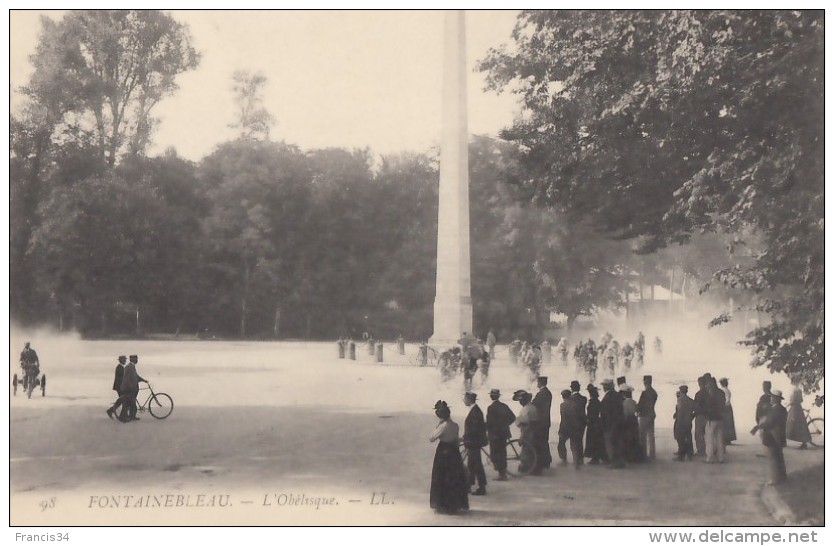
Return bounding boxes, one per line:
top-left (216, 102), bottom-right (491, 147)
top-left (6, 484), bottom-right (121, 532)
top-left (41, 375), bottom-right (46, 397)
top-left (12, 374), bottom-right (18, 396)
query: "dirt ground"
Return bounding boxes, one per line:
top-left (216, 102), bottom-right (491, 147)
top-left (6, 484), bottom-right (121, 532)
top-left (8, 335), bottom-right (825, 526)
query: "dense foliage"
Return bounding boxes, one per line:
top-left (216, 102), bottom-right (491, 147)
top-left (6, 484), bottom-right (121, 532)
top-left (479, 10), bottom-right (824, 389)
top-left (14, 10), bottom-right (818, 397)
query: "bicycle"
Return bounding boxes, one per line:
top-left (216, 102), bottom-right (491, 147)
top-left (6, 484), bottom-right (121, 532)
top-left (459, 438), bottom-right (538, 477)
top-left (804, 408), bottom-right (824, 447)
top-left (408, 346), bottom-right (439, 367)
top-left (136, 383), bottom-right (174, 419)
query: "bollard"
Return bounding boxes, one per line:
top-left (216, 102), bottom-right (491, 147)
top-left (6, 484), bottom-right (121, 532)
top-left (376, 343), bottom-right (384, 363)
top-left (368, 340), bottom-right (375, 355)
top-left (338, 340), bottom-right (345, 359)
top-left (349, 342), bottom-right (356, 360)
top-left (397, 337), bottom-right (405, 355)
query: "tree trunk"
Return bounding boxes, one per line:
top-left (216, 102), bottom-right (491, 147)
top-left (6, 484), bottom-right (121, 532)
top-left (240, 296), bottom-right (247, 339)
top-left (640, 262), bottom-right (645, 302)
top-left (625, 288), bottom-right (630, 322)
top-left (273, 305), bottom-right (281, 339)
top-left (240, 261), bottom-right (250, 339)
top-left (566, 314), bottom-right (577, 339)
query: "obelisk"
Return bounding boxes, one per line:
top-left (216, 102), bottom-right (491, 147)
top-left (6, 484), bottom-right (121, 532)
top-left (429, 10), bottom-right (472, 347)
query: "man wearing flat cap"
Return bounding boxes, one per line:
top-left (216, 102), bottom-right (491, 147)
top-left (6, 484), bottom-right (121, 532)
top-left (531, 376), bottom-right (553, 469)
top-left (486, 389), bottom-right (516, 481)
top-left (600, 379), bottom-right (625, 468)
top-left (463, 392), bottom-right (487, 495)
top-left (637, 375), bottom-right (658, 461)
top-left (557, 389), bottom-right (583, 468)
top-left (674, 385), bottom-right (695, 461)
top-left (751, 389), bottom-right (788, 484)
top-left (514, 390), bottom-right (540, 474)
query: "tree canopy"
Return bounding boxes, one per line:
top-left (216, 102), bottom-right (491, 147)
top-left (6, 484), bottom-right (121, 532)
top-left (25, 10), bottom-right (199, 166)
top-left (479, 10), bottom-right (824, 389)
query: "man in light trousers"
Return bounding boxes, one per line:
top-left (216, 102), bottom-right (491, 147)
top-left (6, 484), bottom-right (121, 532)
top-left (704, 377), bottom-right (726, 463)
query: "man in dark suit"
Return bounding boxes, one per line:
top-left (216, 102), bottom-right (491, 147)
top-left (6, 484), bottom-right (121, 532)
top-left (570, 380), bottom-right (587, 463)
top-left (106, 355), bottom-right (127, 420)
top-left (751, 389), bottom-right (788, 485)
top-left (531, 376), bottom-right (553, 469)
top-left (693, 375), bottom-right (709, 457)
top-left (673, 385), bottom-right (695, 461)
top-left (557, 389), bottom-right (584, 467)
top-left (121, 354), bottom-right (147, 422)
top-left (486, 389), bottom-right (516, 481)
top-left (637, 375), bottom-right (658, 460)
top-left (600, 378), bottom-right (625, 468)
top-left (463, 392), bottom-right (487, 495)
top-left (585, 384), bottom-right (607, 464)
top-left (755, 381), bottom-right (773, 424)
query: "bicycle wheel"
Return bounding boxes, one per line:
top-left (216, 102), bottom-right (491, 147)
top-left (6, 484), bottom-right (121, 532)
top-left (41, 374), bottom-right (46, 397)
top-left (506, 439), bottom-right (537, 476)
top-left (148, 392), bottom-right (174, 419)
top-left (12, 374), bottom-right (18, 396)
top-left (808, 418), bottom-right (824, 447)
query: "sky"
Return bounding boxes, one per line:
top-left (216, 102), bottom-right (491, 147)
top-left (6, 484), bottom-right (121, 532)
top-left (9, 10), bottom-right (524, 161)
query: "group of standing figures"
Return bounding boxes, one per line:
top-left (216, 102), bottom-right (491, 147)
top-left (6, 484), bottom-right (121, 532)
top-left (105, 354), bottom-right (147, 422)
top-left (427, 369), bottom-right (820, 514)
top-left (428, 373), bottom-right (661, 514)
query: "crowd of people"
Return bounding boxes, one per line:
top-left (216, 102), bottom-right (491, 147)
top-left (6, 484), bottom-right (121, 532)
top-left (435, 332), bottom-right (492, 388)
top-left (429, 371), bottom-right (664, 514)
top-left (571, 331), bottom-right (657, 382)
top-left (426, 331), bottom-right (818, 515)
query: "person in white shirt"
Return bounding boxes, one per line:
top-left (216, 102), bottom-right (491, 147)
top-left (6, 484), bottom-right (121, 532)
top-left (719, 378), bottom-right (737, 445)
top-left (513, 390), bottom-right (540, 475)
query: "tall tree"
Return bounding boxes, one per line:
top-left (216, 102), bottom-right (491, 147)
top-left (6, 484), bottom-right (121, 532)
top-left (229, 70), bottom-right (276, 141)
top-left (200, 140), bottom-right (311, 338)
top-left (24, 10), bottom-right (199, 167)
top-left (480, 10), bottom-right (824, 389)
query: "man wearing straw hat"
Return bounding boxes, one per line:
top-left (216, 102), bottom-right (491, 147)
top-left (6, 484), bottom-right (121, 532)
top-left (486, 389), bottom-right (516, 481)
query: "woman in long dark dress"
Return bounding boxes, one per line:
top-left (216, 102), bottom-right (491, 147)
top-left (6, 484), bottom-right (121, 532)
top-left (429, 401), bottom-right (469, 514)
top-left (584, 385), bottom-right (608, 464)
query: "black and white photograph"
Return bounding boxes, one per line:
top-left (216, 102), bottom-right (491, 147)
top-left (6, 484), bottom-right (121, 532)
top-left (6, 7), bottom-right (826, 532)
